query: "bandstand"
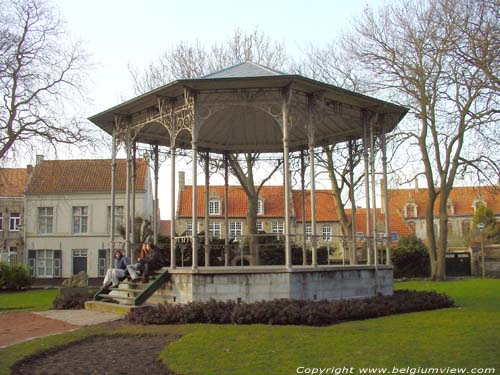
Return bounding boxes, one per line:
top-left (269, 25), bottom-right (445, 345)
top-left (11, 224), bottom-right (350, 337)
top-left (89, 62), bottom-right (408, 303)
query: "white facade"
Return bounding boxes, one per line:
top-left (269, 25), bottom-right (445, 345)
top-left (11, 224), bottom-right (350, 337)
top-left (25, 188), bottom-right (153, 279)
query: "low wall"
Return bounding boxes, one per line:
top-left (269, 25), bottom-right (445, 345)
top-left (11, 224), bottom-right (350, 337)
top-left (149, 266), bottom-right (393, 304)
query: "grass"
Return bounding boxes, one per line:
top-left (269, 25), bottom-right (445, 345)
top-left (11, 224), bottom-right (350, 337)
top-left (0, 289), bottom-right (59, 313)
top-left (0, 279), bottom-right (499, 375)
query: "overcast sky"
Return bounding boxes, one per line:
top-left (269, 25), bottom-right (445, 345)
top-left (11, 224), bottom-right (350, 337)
top-left (48, 0), bottom-right (385, 219)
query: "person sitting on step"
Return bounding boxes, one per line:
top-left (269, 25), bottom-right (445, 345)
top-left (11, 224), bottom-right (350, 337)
top-left (127, 242), bottom-right (148, 282)
top-left (102, 250), bottom-right (129, 289)
top-left (127, 242), bottom-right (164, 283)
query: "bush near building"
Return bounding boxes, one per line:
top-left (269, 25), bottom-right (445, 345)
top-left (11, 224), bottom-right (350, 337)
top-left (391, 234), bottom-right (431, 278)
top-left (0, 262), bottom-right (32, 290)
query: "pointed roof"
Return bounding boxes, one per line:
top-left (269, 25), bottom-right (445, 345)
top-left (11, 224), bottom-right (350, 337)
top-left (25, 159), bottom-right (148, 194)
top-left (0, 168), bottom-right (29, 197)
top-left (202, 61), bottom-right (285, 79)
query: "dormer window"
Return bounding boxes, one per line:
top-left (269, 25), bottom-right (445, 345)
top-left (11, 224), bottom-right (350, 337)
top-left (208, 199), bottom-right (221, 215)
top-left (406, 204), bottom-right (417, 218)
top-left (446, 199), bottom-right (454, 215)
top-left (257, 198), bottom-right (264, 215)
top-left (472, 196), bottom-right (486, 213)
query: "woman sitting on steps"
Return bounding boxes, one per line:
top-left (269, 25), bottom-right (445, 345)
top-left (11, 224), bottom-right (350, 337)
top-left (127, 242), bottom-right (164, 283)
top-left (102, 250), bottom-right (129, 289)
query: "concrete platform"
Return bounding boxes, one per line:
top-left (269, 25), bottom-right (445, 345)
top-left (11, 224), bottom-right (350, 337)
top-left (151, 265), bottom-right (393, 304)
top-left (84, 300), bottom-right (151, 315)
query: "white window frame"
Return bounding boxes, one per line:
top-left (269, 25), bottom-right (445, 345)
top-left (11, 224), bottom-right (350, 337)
top-left (257, 199), bottom-right (264, 215)
top-left (357, 232), bottom-right (365, 241)
top-left (73, 206), bottom-right (88, 233)
top-left (38, 207), bottom-right (54, 234)
top-left (391, 232), bottom-right (400, 241)
top-left (208, 222), bottom-right (222, 237)
top-left (229, 222), bottom-right (243, 237)
top-left (256, 222), bottom-right (263, 232)
top-left (108, 206), bottom-right (124, 233)
top-left (271, 221), bottom-right (284, 234)
top-left (35, 250), bottom-right (61, 278)
top-left (186, 222), bottom-right (200, 236)
top-left (322, 225), bottom-right (332, 241)
top-left (9, 213), bottom-right (20, 231)
top-left (208, 199), bottom-right (221, 215)
top-left (305, 225), bottom-right (312, 241)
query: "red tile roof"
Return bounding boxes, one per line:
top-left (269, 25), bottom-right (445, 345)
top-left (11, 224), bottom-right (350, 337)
top-left (293, 190), bottom-right (339, 222)
top-left (347, 208), bottom-right (411, 242)
top-left (388, 186), bottom-right (500, 217)
top-left (25, 159), bottom-right (148, 194)
top-left (0, 168), bottom-right (29, 197)
top-left (178, 185), bottom-right (286, 218)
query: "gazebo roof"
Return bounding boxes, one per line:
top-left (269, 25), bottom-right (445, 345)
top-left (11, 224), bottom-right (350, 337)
top-left (89, 62), bottom-right (408, 153)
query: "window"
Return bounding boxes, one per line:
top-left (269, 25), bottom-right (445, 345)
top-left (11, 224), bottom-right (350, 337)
top-left (461, 220), bottom-right (471, 236)
top-left (0, 213), bottom-right (3, 231)
top-left (257, 199), bottom-right (264, 215)
top-left (357, 232), bottom-right (365, 241)
top-left (9, 213), bottom-right (20, 231)
top-left (8, 247), bottom-right (17, 265)
top-left (406, 204), bottom-right (416, 218)
top-left (408, 221), bottom-right (416, 232)
top-left (98, 249), bottom-right (110, 277)
top-left (229, 222), bottom-right (243, 237)
top-left (29, 250), bottom-right (61, 278)
top-left (322, 225), bottom-right (332, 241)
top-left (186, 222), bottom-right (200, 236)
top-left (305, 225), bottom-right (312, 241)
top-left (208, 222), bottom-right (221, 237)
top-left (256, 222), bottom-right (263, 232)
top-left (391, 232), bottom-right (400, 241)
top-left (271, 221), bottom-right (284, 234)
top-left (107, 206), bottom-right (124, 233)
top-left (208, 199), bottom-right (221, 215)
top-left (73, 207), bottom-right (88, 233)
top-left (38, 207), bottom-right (54, 234)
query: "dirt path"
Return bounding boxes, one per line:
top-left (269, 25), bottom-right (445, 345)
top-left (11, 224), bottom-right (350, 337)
top-left (0, 312), bottom-right (80, 348)
top-left (11, 334), bottom-right (178, 375)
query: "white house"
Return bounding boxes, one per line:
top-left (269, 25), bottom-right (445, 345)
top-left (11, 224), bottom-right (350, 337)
top-left (24, 157), bottom-right (153, 280)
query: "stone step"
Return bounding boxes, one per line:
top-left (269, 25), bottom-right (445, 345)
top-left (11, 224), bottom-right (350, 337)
top-left (97, 294), bottom-right (136, 303)
top-left (110, 287), bottom-right (143, 294)
top-left (84, 300), bottom-right (150, 315)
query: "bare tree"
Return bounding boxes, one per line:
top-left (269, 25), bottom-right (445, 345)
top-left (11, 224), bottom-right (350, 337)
top-left (130, 29), bottom-right (288, 264)
top-left (341, 0), bottom-right (499, 280)
top-left (0, 0), bottom-right (96, 164)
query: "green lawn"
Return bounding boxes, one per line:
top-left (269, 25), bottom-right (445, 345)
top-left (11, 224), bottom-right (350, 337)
top-left (0, 280), bottom-right (498, 375)
top-left (0, 289), bottom-right (59, 313)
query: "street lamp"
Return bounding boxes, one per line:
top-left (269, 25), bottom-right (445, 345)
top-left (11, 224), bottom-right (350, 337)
top-left (477, 222), bottom-right (486, 279)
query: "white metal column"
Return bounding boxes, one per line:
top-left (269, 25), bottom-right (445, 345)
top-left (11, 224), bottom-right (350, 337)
top-left (204, 152), bottom-right (210, 267)
top-left (308, 96), bottom-right (317, 267)
top-left (282, 87), bottom-right (292, 269)
top-left (362, 111), bottom-right (372, 265)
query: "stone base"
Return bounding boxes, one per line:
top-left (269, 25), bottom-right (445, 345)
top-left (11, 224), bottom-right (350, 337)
top-left (150, 265), bottom-right (393, 304)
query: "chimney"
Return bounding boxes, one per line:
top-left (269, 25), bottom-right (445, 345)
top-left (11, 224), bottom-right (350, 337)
top-left (178, 171), bottom-right (185, 192)
top-left (415, 178), bottom-right (419, 192)
top-left (26, 164), bottom-right (33, 175)
top-left (36, 155), bottom-right (44, 165)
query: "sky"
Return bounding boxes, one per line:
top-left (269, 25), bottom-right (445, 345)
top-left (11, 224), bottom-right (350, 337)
top-left (47, 0), bottom-right (386, 219)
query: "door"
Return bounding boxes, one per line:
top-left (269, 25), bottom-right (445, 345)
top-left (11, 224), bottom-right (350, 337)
top-left (445, 252), bottom-right (471, 276)
top-left (72, 249), bottom-right (88, 275)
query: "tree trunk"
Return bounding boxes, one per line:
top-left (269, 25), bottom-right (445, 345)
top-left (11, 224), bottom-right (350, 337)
top-left (247, 194), bottom-right (259, 265)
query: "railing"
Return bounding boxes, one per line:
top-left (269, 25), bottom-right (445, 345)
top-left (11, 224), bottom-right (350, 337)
top-left (170, 233), bottom-right (391, 267)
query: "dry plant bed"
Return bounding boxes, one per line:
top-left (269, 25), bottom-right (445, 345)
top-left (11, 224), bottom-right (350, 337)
top-left (128, 290), bottom-right (454, 326)
top-left (11, 334), bottom-right (179, 375)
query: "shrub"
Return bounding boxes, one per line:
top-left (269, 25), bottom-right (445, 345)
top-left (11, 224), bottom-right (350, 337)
top-left (391, 234), bottom-right (431, 278)
top-left (127, 290), bottom-right (454, 326)
top-left (0, 262), bottom-right (33, 290)
top-left (53, 288), bottom-right (94, 309)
